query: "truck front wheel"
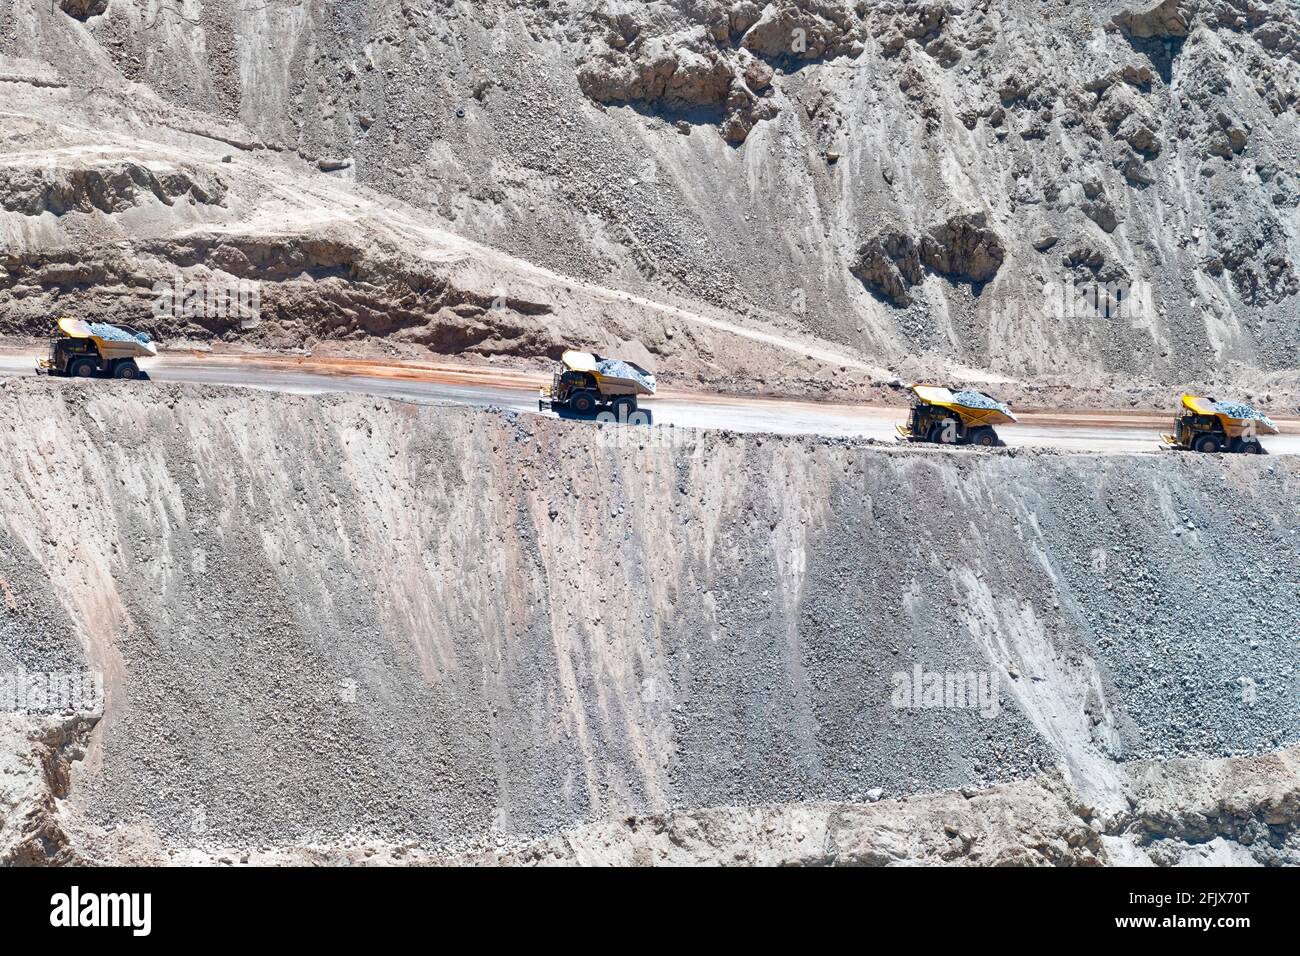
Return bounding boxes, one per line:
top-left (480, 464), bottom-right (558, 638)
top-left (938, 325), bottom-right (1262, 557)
top-left (569, 390), bottom-right (597, 415)
top-left (927, 419), bottom-right (961, 444)
top-left (1192, 433), bottom-right (1223, 453)
top-left (70, 357), bottom-right (99, 378)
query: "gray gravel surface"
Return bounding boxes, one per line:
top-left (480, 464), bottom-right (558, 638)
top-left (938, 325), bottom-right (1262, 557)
top-left (0, 380), bottom-right (1293, 853)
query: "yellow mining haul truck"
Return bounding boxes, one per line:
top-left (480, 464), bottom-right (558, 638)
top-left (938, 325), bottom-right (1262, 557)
top-left (1159, 393), bottom-right (1278, 454)
top-left (36, 317), bottom-right (156, 380)
top-left (539, 350), bottom-right (656, 416)
top-left (896, 384), bottom-right (1016, 447)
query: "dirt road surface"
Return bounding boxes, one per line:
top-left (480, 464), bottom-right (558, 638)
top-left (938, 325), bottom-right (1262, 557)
top-left (2, 348), bottom-right (1296, 455)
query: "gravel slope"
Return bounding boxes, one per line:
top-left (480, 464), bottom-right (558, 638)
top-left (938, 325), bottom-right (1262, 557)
top-left (0, 379), bottom-right (1294, 860)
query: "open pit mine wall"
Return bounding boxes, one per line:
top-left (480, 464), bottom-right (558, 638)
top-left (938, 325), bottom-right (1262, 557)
top-left (3, 1), bottom-right (1300, 386)
top-left (0, 379), bottom-right (1295, 853)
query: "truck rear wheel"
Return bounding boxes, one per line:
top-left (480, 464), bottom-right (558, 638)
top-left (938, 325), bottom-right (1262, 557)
top-left (611, 396), bottom-right (637, 421)
top-left (1192, 433), bottom-right (1224, 453)
top-left (968, 426), bottom-right (998, 447)
top-left (70, 357), bottom-right (98, 378)
top-left (1234, 438), bottom-right (1263, 455)
top-left (112, 360), bottom-right (140, 380)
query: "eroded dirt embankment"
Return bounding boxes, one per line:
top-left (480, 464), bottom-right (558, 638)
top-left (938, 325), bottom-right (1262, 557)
top-left (0, 379), bottom-right (1295, 864)
top-left (456, 746), bottom-right (1300, 867)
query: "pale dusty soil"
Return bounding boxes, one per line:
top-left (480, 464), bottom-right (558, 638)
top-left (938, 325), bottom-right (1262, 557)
top-left (0, 381), bottom-right (1295, 865)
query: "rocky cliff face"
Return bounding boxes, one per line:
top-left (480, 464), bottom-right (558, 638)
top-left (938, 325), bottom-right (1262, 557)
top-left (0, 381), bottom-right (1295, 861)
top-left (1, 0), bottom-right (1297, 395)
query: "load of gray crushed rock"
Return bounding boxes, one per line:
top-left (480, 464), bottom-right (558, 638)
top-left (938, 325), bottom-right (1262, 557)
top-left (952, 389), bottom-right (1012, 417)
top-left (1211, 400), bottom-right (1277, 432)
top-left (88, 322), bottom-right (151, 345)
top-left (597, 358), bottom-right (656, 394)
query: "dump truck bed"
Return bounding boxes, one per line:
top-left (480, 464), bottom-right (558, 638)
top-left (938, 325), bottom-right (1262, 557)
top-left (55, 317), bottom-right (157, 360)
top-left (910, 384), bottom-right (1016, 427)
top-left (1178, 393), bottom-right (1278, 436)
top-left (560, 350), bottom-right (656, 397)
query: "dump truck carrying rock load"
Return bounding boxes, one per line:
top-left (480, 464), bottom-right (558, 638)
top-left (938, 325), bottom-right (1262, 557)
top-left (1160, 393), bottom-right (1279, 455)
top-left (897, 384), bottom-right (1015, 447)
top-left (35, 317), bottom-right (156, 380)
top-left (540, 350), bottom-right (656, 416)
